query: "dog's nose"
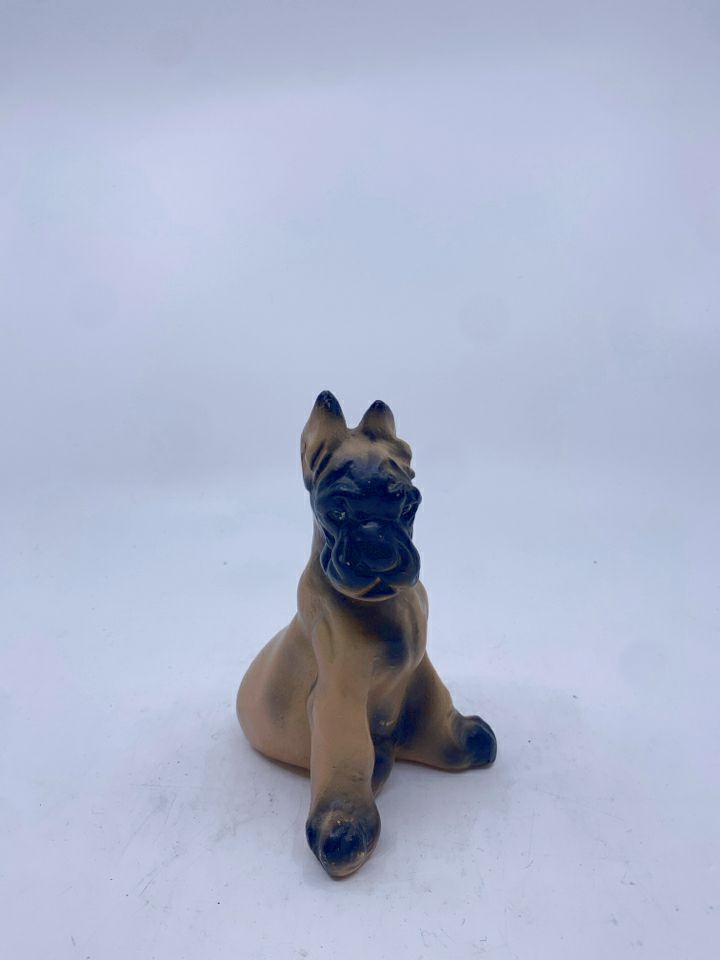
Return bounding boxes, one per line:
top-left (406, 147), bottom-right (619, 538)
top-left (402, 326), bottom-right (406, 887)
top-left (352, 522), bottom-right (399, 573)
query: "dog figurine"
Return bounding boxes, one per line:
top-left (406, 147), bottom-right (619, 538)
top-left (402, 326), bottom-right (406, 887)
top-left (237, 391), bottom-right (497, 878)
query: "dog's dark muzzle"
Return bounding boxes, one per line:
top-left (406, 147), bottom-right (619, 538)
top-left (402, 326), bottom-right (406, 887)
top-left (320, 521), bottom-right (420, 596)
top-left (348, 522), bottom-right (400, 574)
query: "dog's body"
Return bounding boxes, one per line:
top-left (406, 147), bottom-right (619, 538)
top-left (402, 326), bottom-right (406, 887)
top-left (237, 392), bottom-right (496, 877)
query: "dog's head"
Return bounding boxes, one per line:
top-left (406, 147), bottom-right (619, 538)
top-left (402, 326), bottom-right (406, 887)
top-left (301, 391), bottom-right (421, 601)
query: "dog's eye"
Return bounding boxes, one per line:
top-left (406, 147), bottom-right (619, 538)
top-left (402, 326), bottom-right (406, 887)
top-left (401, 502), bottom-right (418, 522)
top-left (328, 507), bottom-right (347, 523)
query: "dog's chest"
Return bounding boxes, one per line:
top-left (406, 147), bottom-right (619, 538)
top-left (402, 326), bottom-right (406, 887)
top-left (366, 609), bottom-right (424, 672)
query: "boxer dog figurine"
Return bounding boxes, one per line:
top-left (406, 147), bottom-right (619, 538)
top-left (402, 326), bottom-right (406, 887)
top-left (237, 392), bottom-right (497, 878)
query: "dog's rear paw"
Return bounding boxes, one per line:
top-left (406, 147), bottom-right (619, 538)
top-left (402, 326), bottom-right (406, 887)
top-left (306, 801), bottom-right (380, 878)
top-left (462, 715), bottom-right (497, 767)
top-left (443, 714), bottom-right (497, 769)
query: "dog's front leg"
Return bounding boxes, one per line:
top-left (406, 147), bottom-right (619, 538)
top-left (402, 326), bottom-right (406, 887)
top-left (305, 626), bottom-right (380, 879)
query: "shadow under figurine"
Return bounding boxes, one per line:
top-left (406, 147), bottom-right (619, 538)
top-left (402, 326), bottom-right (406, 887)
top-left (237, 391), bottom-right (497, 878)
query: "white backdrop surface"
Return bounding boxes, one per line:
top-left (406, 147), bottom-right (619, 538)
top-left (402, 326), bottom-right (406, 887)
top-left (1, 3), bottom-right (719, 959)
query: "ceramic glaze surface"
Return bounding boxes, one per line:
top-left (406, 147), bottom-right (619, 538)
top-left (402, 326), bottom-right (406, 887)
top-left (237, 392), bottom-right (497, 877)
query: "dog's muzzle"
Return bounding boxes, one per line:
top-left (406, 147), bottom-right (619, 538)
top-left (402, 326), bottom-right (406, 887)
top-left (320, 521), bottom-right (420, 599)
top-left (348, 522), bottom-right (400, 574)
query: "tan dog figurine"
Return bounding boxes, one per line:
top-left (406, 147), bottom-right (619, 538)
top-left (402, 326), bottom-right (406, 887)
top-left (237, 391), bottom-right (497, 878)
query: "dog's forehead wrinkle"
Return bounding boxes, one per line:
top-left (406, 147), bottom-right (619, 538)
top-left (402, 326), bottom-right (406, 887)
top-left (308, 442), bottom-right (327, 471)
top-left (314, 450), bottom-right (334, 482)
top-left (318, 480), bottom-right (361, 500)
top-left (315, 460), bottom-right (356, 494)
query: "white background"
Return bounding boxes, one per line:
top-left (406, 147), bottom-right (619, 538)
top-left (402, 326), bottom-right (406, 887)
top-left (1, 2), bottom-right (719, 958)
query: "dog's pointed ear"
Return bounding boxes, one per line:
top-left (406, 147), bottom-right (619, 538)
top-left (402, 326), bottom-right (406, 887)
top-left (358, 400), bottom-right (396, 441)
top-left (301, 391), bottom-right (348, 490)
top-left (358, 399), bottom-right (415, 477)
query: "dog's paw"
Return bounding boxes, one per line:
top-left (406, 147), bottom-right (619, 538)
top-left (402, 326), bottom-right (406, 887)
top-left (444, 714), bottom-right (497, 769)
top-left (461, 715), bottom-right (497, 767)
top-left (306, 800), bottom-right (381, 879)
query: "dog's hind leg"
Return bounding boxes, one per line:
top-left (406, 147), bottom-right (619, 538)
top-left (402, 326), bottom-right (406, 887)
top-left (394, 654), bottom-right (497, 771)
top-left (236, 617), bottom-right (314, 771)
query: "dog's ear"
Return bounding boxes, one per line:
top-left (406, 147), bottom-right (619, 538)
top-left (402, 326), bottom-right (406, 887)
top-left (301, 391), bottom-right (348, 490)
top-left (358, 399), bottom-right (414, 476)
top-left (358, 400), bottom-right (397, 441)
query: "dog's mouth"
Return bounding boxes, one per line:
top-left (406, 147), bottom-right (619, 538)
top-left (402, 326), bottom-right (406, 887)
top-left (357, 578), bottom-right (397, 600)
top-left (328, 576), bottom-right (398, 602)
top-left (319, 536), bottom-right (417, 602)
